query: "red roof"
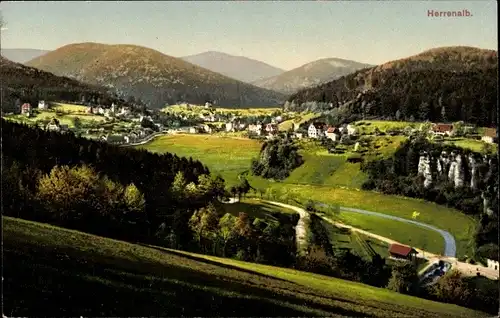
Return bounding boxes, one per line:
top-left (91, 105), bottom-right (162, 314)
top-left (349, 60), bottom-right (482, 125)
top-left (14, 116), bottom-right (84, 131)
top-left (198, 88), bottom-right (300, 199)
top-left (388, 243), bottom-right (416, 257)
top-left (326, 126), bottom-right (339, 133)
top-left (21, 103), bottom-right (31, 109)
top-left (432, 123), bottom-right (453, 133)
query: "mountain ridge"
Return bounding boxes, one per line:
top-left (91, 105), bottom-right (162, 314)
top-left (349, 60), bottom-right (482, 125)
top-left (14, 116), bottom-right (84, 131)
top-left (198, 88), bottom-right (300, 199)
top-left (1, 48), bottom-right (51, 63)
top-left (181, 51), bottom-right (286, 83)
top-left (252, 57), bottom-right (374, 94)
top-left (25, 43), bottom-right (285, 108)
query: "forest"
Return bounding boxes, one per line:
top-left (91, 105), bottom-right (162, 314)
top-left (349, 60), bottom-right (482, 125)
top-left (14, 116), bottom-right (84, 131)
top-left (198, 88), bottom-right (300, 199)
top-left (0, 56), bottom-right (130, 113)
top-left (286, 67), bottom-right (497, 127)
top-left (251, 135), bottom-right (304, 180)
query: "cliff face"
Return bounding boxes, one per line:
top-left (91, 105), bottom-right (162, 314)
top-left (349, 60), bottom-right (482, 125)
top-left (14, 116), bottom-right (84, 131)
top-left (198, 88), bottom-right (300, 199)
top-left (417, 151), bottom-right (497, 216)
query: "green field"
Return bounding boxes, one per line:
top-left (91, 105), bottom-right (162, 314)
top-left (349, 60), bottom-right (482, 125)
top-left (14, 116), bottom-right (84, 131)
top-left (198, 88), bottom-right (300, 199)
top-left (354, 120), bottom-right (422, 134)
top-left (136, 133), bottom-right (476, 257)
top-left (444, 137), bottom-right (498, 153)
top-left (136, 134), bottom-right (262, 186)
top-left (247, 181), bottom-right (476, 257)
top-left (278, 112), bottom-right (320, 131)
top-left (224, 199), bottom-right (296, 219)
top-left (3, 216), bottom-right (487, 318)
top-left (163, 104), bottom-right (280, 116)
top-left (52, 102), bottom-right (89, 113)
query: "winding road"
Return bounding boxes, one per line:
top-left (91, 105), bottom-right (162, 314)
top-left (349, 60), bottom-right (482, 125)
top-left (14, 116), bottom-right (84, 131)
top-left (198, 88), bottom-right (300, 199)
top-left (316, 203), bottom-right (457, 257)
top-left (227, 198), bottom-right (498, 280)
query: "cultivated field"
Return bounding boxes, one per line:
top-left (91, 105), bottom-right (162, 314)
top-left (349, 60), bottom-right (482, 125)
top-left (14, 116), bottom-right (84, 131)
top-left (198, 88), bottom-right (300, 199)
top-left (3, 217), bottom-right (487, 318)
top-left (136, 134), bottom-right (262, 186)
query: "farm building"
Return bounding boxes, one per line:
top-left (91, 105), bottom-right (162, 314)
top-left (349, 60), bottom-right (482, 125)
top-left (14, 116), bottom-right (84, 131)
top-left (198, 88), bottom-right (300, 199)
top-left (388, 243), bottom-right (418, 262)
top-left (430, 123), bottom-right (453, 136)
top-left (308, 122), bottom-right (326, 139)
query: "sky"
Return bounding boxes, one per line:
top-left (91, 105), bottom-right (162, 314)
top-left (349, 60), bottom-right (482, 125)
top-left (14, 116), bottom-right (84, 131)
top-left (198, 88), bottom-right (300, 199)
top-left (0, 1), bottom-right (497, 70)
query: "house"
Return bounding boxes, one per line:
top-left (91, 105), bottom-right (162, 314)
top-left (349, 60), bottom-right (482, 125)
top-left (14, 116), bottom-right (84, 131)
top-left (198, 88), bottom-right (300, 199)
top-left (226, 122), bottom-right (235, 132)
top-left (45, 118), bottom-right (69, 133)
top-left (430, 123), bottom-right (453, 136)
top-left (189, 127), bottom-right (198, 134)
top-left (21, 103), bottom-right (31, 115)
top-left (248, 124), bottom-right (263, 136)
top-left (86, 106), bottom-right (93, 114)
top-left (482, 128), bottom-right (497, 144)
top-left (274, 116), bottom-right (283, 123)
top-left (205, 101), bottom-right (213, 108)
top-left (119, 107), bottom-right (131, 116)
top-left (203, 124), bottom-right (215, 133)
top-left (308, 122), bottom-right (326, 139)
top-left (294, 132), bottom-right (303, 139)
top-left (111, 103), bottom-right (116, 113)
top-left (486, 259), bottom-right (499, 271)
top-left (388, 243), bottom-right (418, 261)
top-left (346, 124), bottom-right (357, 136)
top-left (98, 107), bottom-right (105, 115)
top-left (38, 100), bottom-right (47, 110)
top-left (325, 126), bottom-right (341, 141)
top-left (265, 123), bottom-right (278, 133)
top-left (338, 125), bottom-right (347, 134)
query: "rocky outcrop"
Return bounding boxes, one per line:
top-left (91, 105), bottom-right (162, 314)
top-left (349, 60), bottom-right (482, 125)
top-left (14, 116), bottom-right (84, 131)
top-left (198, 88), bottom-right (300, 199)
top-left (416, 149), bottom-right (496, 216)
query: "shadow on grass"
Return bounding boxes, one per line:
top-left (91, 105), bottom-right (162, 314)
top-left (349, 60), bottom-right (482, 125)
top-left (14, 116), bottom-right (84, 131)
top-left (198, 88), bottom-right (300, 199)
top-left (140, 244), bottom-right (293, 284)
top-left (4, 240), bottom-right (373, 317)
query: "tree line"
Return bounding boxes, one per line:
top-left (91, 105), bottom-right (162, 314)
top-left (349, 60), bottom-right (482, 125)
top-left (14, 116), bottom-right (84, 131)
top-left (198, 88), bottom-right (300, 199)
top-left (251, 135), bottom-right (304, 180)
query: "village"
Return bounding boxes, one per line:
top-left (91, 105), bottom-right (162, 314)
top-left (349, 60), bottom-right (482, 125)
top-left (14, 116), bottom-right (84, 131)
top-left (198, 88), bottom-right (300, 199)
top-left (4, 101), bottom-right (498, 150)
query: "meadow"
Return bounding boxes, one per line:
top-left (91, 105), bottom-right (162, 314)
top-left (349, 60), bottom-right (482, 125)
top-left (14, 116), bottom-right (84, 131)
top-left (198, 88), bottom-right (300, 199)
top-left (278, 112), bottom-right (320, 131)
top-left (353, 120), bottom-right (422, 134)
top-left (3, 216), bottom-right (487, 318)
top-left (137, 133), bottom-right (476, 257)
top-left (163, 104), bottom-right (281, 116)
top-left (136, 134), bottom-right (262, 186)
top-left (223, 199), bottom-right (296, 219)
top-left (443, 137), bottom-right (498, 153)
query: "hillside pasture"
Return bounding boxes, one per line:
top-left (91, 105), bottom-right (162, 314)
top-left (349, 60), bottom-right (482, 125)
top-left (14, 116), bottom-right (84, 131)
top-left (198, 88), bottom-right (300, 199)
top-left (354, 120), bottom-right (422, 134)
top-left (223, 199), bottom-right (296, 219)
top-left (136, 134), bottom-right (262, 186)
top-left (3, 216), bottom-right (486, 318)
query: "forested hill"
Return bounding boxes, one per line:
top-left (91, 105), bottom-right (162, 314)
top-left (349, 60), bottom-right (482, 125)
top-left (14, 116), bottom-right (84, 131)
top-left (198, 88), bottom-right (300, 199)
top-left (1, 119), bottom-right (216, 234)
top-left (25, 43), bottom-right (285, 108)
top-left (286, 46), bottom-right (498, 127)
top-left (0, 56), bottom-right (128, 113)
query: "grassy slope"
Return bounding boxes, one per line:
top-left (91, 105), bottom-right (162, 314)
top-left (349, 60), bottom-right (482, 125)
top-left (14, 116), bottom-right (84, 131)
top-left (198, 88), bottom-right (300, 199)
top-left (3, 217), bottom-right (487, 318)
top-left (136, 134), bottom-right (262, 186)
top-left (223, 199), bottom-right (296, 219)
top-left (137, 134), bottom-right (476, 256)
top-left (164, 104), bottom-right (281, 116)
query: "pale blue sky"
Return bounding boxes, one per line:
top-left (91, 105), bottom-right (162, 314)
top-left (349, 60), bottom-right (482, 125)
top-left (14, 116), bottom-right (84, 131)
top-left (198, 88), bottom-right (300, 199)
top-left (0, 1), bottom-right (497, 70)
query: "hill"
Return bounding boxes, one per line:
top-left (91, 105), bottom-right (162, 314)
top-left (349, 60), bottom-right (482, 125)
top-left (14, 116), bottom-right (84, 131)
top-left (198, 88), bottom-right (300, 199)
top-left (286, 46), bottom-right (498, 126)
top-left (181, 51), bottom-right (285, 83)
top-left (252, 58), bottom-right (373, 94)
top-left (0, 56), bottom-right (123, 113)
top-left (3, 216), bottom-right (487, 317)
top-left (1, 48), bottom-right (51, 63)
top-left (25, 43), bottom-right (285, 108)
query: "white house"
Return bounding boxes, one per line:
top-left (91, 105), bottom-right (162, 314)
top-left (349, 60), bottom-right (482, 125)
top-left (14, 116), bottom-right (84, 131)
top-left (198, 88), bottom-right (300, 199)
top-left (294, 132), bottom-right (303, 139)
top-left (189, 127), bottom-right (197, 134)
top-left (248, 124), bottom-right (263, 136)
top-left (482, 128), bottom-right (497, 144)
top-left (98, 107), bottom-right (105, 115)
top-left (347, 124), bottom-right (357, 136)
top-left (487, 259), bottom-right (499, 271)
top-left (38, 100), bottom-right (47, 110)
top-left (308, 123), bottom-right (326, 139)
top-left (205, 102), bottom-right (213, 108)
top-left (120, 107), bottom-right (131, 116)
top-left (325, 127), bottom-right (341, 141)
top-left (225, 122), bottom-right (235, 132)
top-left (265, 123), bottom-right (278, 133)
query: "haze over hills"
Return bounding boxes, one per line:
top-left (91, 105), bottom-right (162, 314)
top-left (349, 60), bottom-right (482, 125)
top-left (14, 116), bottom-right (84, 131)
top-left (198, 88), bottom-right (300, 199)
top-left (286, 46), bottom-right (498, 126)
top-left (181, 51), bottom-right (286, 83)
top-left (0, 56), bottom-right (122, 113)
top-left (252, 58), bottom-right (374, 94)
top-left (1, 48), bottom-right (51, 64)
top-left (25, 43), bottom-right (285, 108)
